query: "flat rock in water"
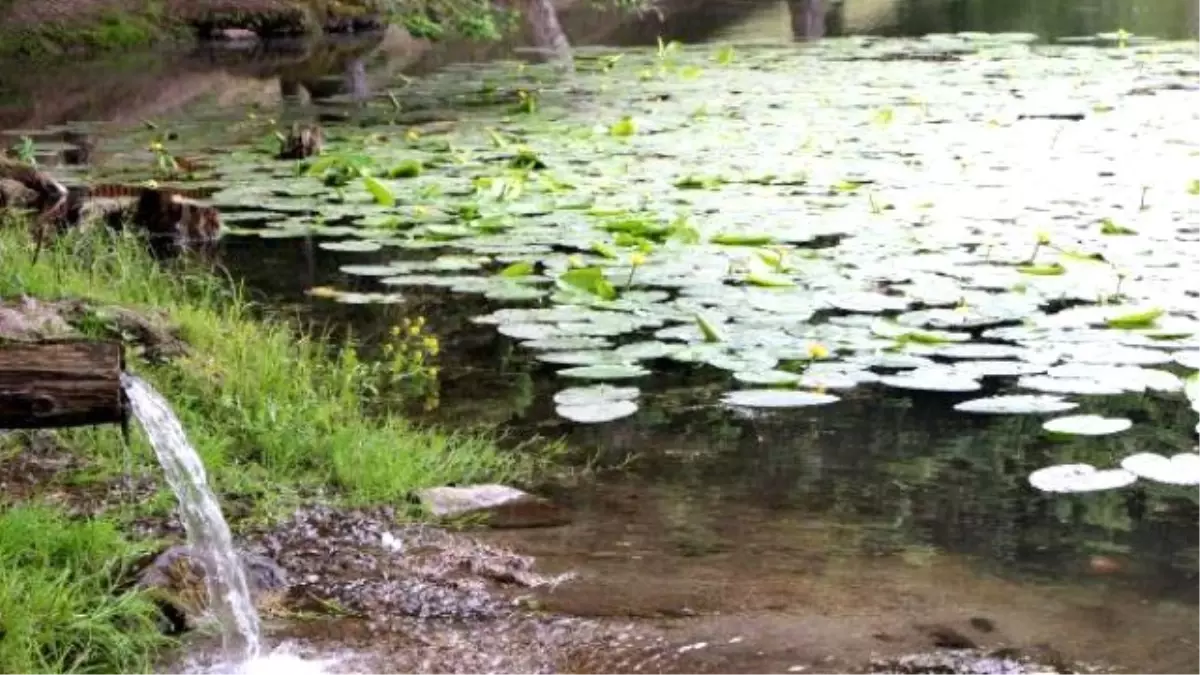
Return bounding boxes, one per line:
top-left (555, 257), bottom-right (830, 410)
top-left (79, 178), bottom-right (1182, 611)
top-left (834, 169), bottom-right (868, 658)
top-left (417, 484), bottom-right (570, 529)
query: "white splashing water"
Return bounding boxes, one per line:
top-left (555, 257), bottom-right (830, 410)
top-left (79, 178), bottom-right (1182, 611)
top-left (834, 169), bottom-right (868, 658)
top-left (121, 374), bottom-right (262, 663)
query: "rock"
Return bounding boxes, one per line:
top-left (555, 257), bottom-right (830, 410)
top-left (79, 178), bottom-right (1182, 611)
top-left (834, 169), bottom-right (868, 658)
top-left (869, 648), bottom-right (1076, 674)
top-left (0, 296), bottom-right (76, 341)
top-left (135, 545), bottom-right (288, 633)
top-left (0, 177), bottom-right (38, 208)
top-left (416, 484), bottom-right (571, 529)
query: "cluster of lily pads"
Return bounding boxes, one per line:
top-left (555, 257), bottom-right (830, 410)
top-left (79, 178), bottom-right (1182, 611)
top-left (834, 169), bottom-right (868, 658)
top-left (84, 35), bottom-right (1200, 487)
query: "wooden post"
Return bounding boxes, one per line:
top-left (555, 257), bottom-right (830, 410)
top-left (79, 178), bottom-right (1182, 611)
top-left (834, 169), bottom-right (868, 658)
top-left (0, 340), bottom-right (128, 430)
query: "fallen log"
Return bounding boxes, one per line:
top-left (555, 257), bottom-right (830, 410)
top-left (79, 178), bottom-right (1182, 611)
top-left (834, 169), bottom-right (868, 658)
top-left (0, 339), bottom-right (128, 430)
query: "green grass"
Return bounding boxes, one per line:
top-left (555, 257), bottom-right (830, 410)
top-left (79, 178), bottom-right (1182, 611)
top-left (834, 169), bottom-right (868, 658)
top-left (0, 223), bottom-right (546, 518)
top-left (0, 505), bottom-right (169, 674)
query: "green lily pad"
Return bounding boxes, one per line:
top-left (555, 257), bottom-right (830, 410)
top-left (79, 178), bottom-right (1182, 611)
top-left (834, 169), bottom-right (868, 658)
top-left (536, 350), bottom-right (624, 366)
top-left (340, 264), bottom-right (403, 277)
top-left (1017, 375), bottom-right (1127, 396)
top-left (522, 337), bottom-right (613, 351)
top-left (614, 340), bottom-right (679, 361)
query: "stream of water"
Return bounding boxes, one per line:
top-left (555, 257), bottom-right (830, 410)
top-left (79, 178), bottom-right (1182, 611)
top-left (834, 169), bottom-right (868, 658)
top-left (121, 374), bottom-right (263, 665)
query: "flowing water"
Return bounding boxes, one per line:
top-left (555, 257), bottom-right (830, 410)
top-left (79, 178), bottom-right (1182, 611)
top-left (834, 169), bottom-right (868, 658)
top-left (121, 374), bottom-right (263, 665)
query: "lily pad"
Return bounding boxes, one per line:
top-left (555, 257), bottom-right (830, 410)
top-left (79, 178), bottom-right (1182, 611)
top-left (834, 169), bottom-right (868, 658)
top-left (1028, 464), bottom-right (1138, 493)
top-left (557, 364), bottom-right (650, 380)
top-left (1119, 452), bottom-right (1200, 486)
top-left (556, 399), bottom-right (639, 424)
top-left (553, 385), bottom-right (640, 407)
top-left (721, 389), bottom-right (840, 408)
top-left (954, 395), bottom-right (1078, 415)
top-left (1043, 414), bottom-right (1133, 436)
top-left (733, 369), bottom-right (803, 386)
top-left (319, 240), bottom-right (384, 253)
top-left (879, 371), bottom-right (982, 392)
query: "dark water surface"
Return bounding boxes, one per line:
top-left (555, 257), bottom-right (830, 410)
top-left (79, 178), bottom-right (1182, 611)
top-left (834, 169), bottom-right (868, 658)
top-left (4, 1), bottom-right (1198, 672)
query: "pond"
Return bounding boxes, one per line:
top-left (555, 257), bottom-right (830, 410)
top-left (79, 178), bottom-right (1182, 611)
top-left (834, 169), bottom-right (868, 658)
top-left (3, 0), bottom-right (1198, 672)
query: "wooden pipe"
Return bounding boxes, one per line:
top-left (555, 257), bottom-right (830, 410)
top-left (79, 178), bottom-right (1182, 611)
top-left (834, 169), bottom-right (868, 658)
top-left (0, 339), bottom-right (129, 430)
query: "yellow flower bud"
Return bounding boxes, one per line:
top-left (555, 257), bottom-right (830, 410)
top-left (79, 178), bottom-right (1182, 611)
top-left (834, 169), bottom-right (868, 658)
top-left (807, 343), bottom-right (830, 359)
top-left (630, 253), bottom-right (647, 267)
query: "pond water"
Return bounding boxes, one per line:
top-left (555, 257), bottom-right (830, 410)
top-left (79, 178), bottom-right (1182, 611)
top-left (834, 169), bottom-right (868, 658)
top-left (3, 1), bottom-right (1199, 672)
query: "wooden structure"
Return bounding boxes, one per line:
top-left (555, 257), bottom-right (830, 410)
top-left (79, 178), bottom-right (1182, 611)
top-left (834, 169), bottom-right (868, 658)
top-left (0, 340), bottom-right (128, 430)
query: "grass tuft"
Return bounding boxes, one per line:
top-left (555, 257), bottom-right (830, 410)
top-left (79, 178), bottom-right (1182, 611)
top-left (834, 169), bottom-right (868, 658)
top-left (0, 506), bottom-right (169, 674)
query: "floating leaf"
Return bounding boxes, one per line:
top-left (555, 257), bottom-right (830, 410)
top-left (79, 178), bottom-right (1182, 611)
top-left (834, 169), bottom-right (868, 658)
top-left (557, 364), bottom-right (649, 380)
top-left (695, 314), bottom-right (724, 343)
top-left (553, 385), bottom-right (639, 407)
top-left (560, 267), bottom-right (618, 301)
top-left (1017, 263), bottom-right (1066, 276)
top-left (744, 272), bottom-right (795, 288)
top-left (556, 400), bottom-right (638, 424)
top-left (609, 115), bottom-right (637, 137)
top-left (1120, 452), bottom-right (1200, 486)
top-left (733, 370), bottom-right (802, 386)
top-left (712, 232), bottom-right (775, 246)
top-left (722, 389), bottom-right (840, 408)
top-left (1103, 307), bottom-right (1163, 329)
top-left (1043, 414), bottom-right (1132, 436)
top-left (319, 240), bottom-right (383, 252)
top-left (954, 395), bottom-right (1078, 415)
top-left (879, 371), bottom-right (982, 392)
top-left (500, 261), bottom-right (535, 277)
top-left (1099, 218), bottom-right (1137, 235)
top-left (1028, 464), bottom-right (1137, 493)
top-left (361, 175), bottom-right (396, 206)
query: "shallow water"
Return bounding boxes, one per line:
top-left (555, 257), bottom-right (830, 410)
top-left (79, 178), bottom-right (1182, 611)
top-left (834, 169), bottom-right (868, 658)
top-left (5, 1), bottom-right (1199, 672)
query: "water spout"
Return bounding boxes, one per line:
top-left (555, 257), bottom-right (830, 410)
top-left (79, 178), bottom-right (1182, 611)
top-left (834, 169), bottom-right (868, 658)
top-left (121, 373), bottom-right (262, 663)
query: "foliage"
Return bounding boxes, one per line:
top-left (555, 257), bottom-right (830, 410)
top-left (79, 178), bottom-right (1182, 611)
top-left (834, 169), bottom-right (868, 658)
top-left (0, 224), bottom-right (545, 514)
top-left (0, 506), bottom-right (169, 674)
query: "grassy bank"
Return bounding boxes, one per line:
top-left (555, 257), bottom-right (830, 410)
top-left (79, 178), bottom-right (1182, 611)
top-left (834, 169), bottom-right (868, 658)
top-left (0, 222), bottom-right (545, 671)
top-left (1, 223), bottom-right (541, 506)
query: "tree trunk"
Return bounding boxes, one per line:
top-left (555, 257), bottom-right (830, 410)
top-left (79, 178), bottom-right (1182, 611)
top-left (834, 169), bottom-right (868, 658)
top-left (788, 0), bottom-right (828, 40)
top-left (0, 340), bottom-right (128, 430)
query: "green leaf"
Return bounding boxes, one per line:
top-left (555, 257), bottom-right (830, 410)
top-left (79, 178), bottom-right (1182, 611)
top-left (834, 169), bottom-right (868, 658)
top-left (560, 267), bottom-right (618, 300)
top-left (711, 232), bottom-right (775, 246)
top-left (609, 116), bottom-right (637, 137)
top-left (590, 241), bottom-right (620, 259)
top-left (1187, 178), bottom-right (1199, 195)
top-left (499, 261), bottom-right (535, 277)
top-left (1017, 262), bottom-right (1066, 276)
top-left (388, 160), bottom-right (423, 178)
top-left (744, 272), bottom-right (794, 288)
top-left (1099, 218), bottom-right (1137, 235)
top-left (361, 175), bottom-right (396, 206)
top-left (1104, 307), bottom-right (1163, 329)
top-left (695, 314), bottom-right (724, 342)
